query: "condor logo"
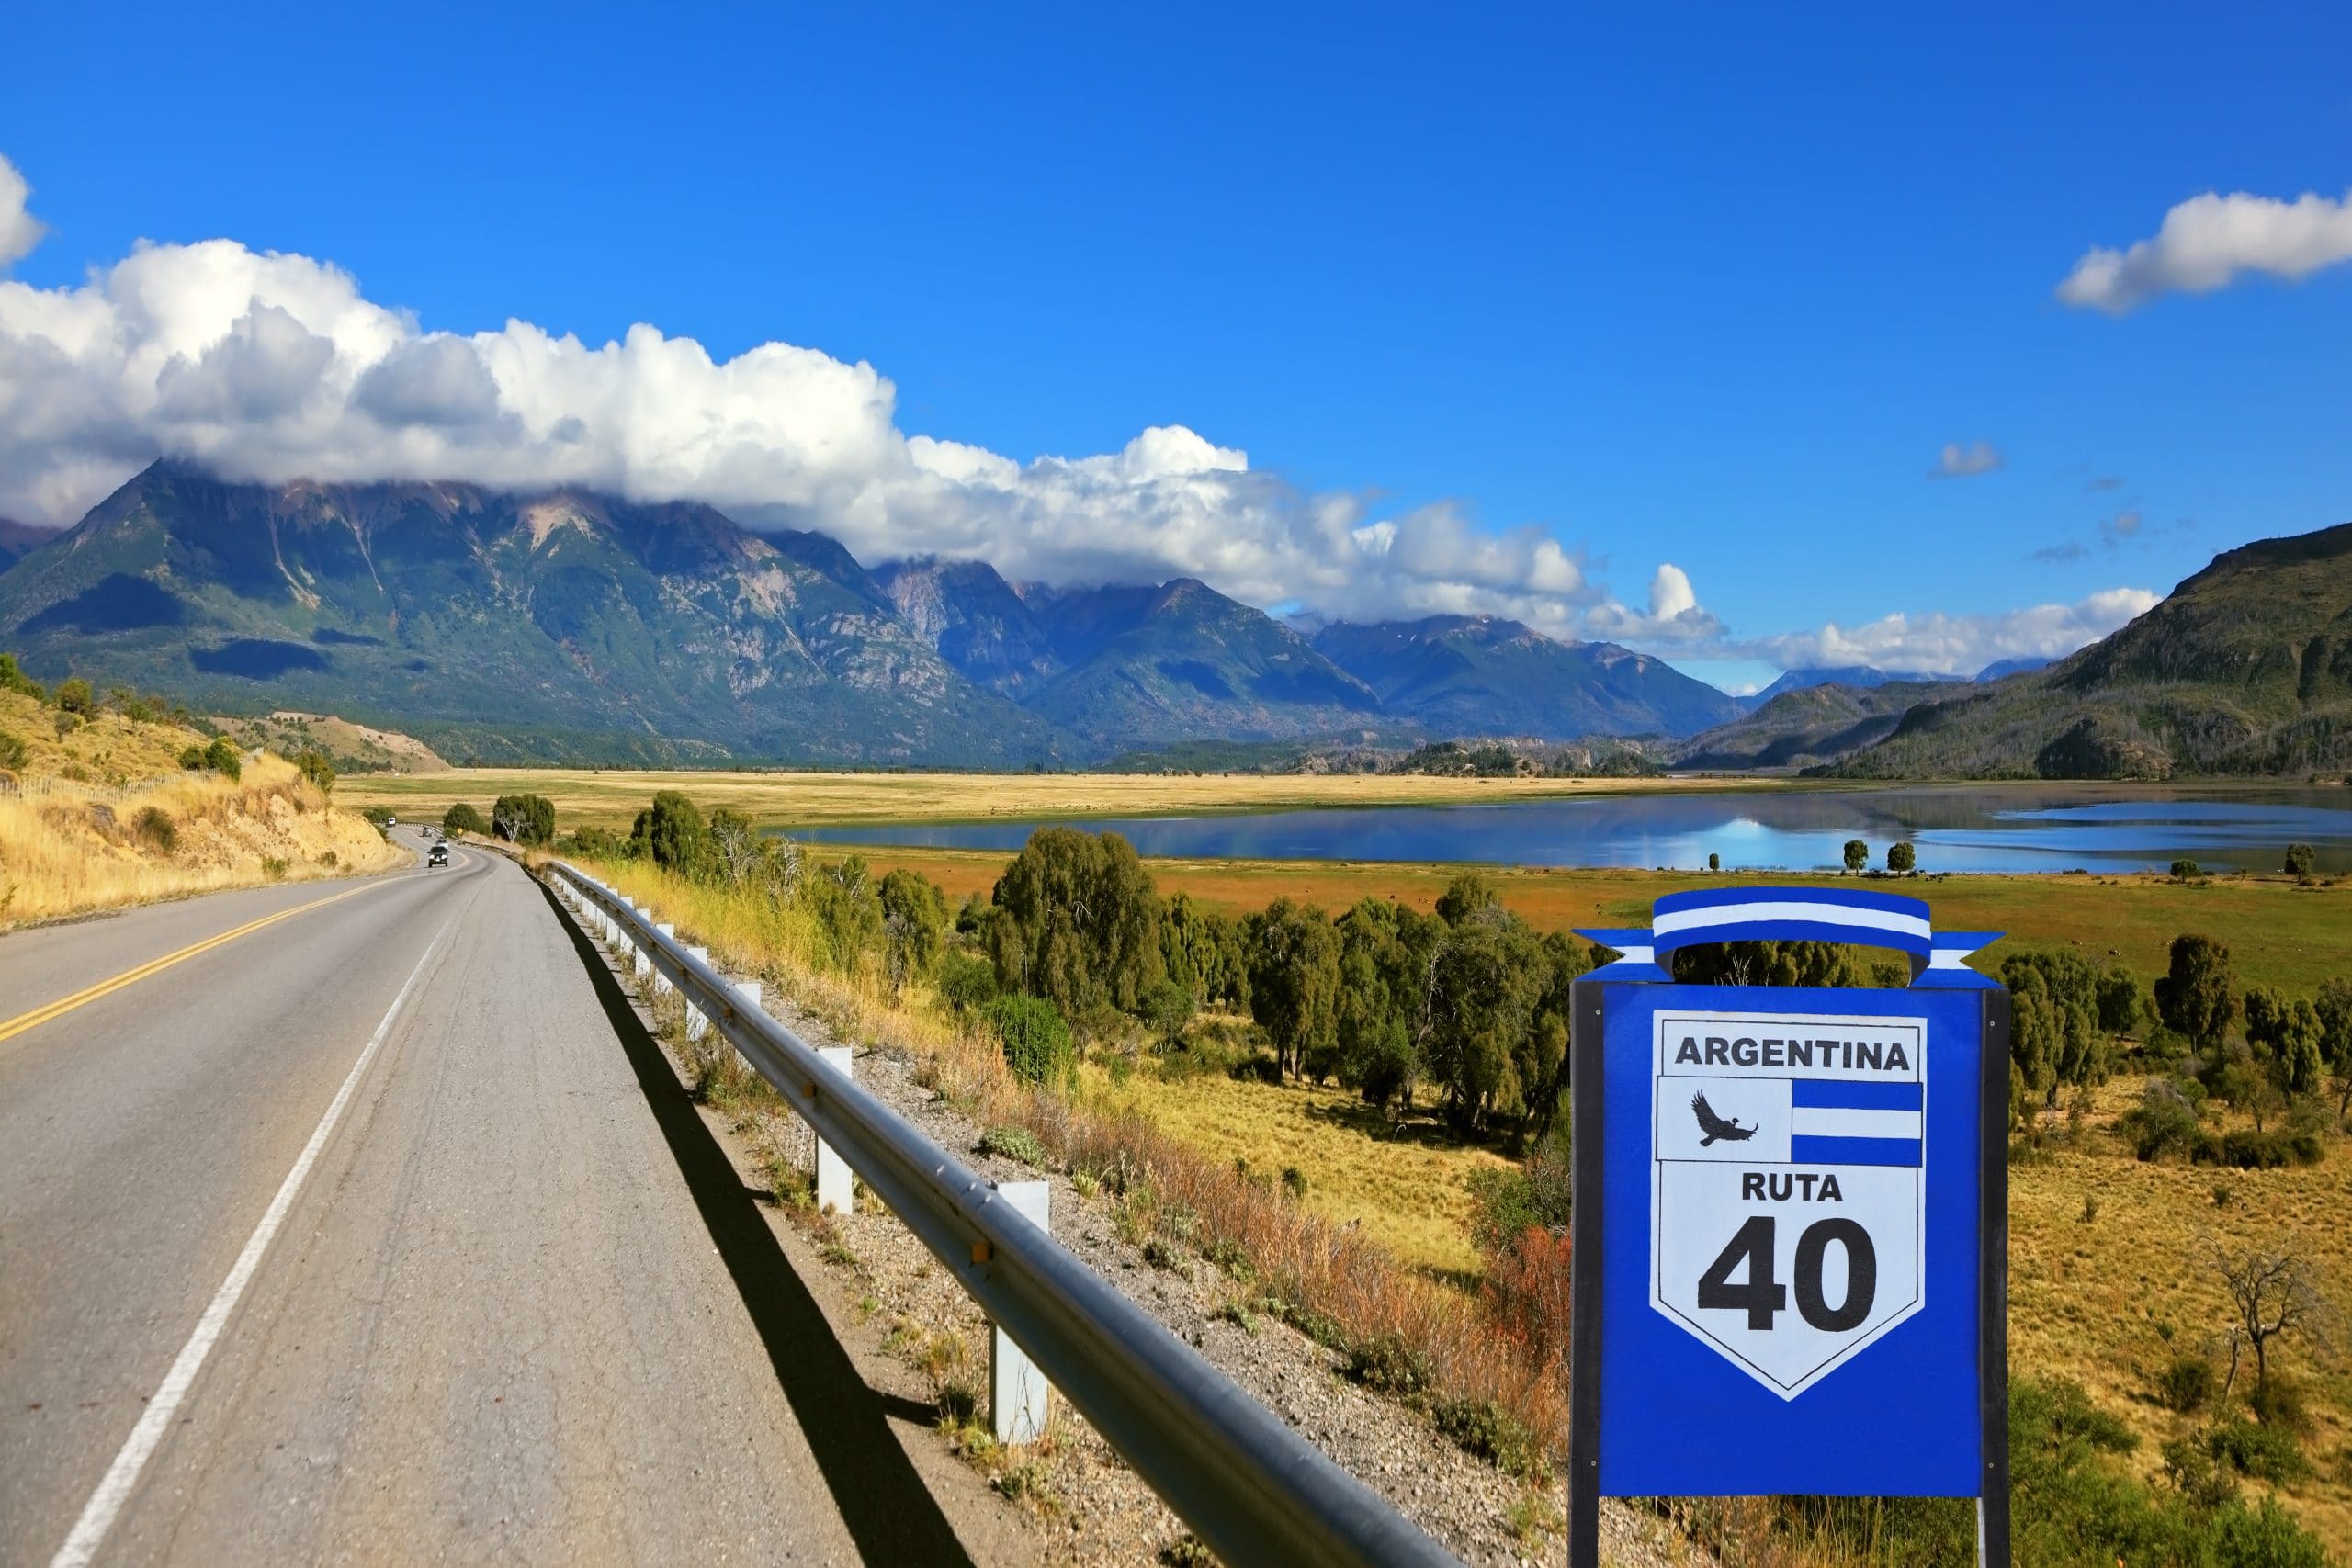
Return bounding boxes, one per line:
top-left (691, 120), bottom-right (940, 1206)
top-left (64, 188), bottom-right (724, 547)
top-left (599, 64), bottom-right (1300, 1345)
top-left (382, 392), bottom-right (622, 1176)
top-left (1650, 1010), bottom-right (1927, 1398)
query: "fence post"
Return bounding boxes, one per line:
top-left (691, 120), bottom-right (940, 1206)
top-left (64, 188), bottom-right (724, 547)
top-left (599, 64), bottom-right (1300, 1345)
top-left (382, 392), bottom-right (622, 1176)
top-left (651, 922), bottom-right (675, 997)
top-left (816, 1046), bottom-right (853, 1213)
top-left (684, 945), bottom-right (710, 1042)
top-left (991, 1180), bottom-right (1054, 1445)
top-left (632, 909), bottom-right (653, 982)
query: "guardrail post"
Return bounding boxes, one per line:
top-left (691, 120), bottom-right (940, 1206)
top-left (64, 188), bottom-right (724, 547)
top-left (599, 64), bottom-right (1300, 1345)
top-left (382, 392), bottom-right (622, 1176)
top-left (816, 1046), bottom-right (853, 1213)
top-left (631, 909), bottom-right (653, 982)
top-left (651, 923), bottom-right (675, 997)
top-left (990, 1180), bottom-right (1054, 1445)
top-left (735, 979), bottom-right (763, 1014)
top-left (684, 945), bottom-right (710, 1041)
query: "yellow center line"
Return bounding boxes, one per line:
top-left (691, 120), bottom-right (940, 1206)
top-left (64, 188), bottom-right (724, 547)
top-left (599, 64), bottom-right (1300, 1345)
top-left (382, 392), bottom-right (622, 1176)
top-left (0, 883), bottom-right (383, 1047)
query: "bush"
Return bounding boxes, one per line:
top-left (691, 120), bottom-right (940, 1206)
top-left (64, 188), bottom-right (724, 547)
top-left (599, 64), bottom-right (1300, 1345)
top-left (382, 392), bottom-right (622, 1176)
top-left (0, 728), bottom-right (26, 771)
top-left (1466, 1125), bottom-right (1572, 1256)
top-left (1887, 840), bottom-right (1916, 873)
top-left (2206, 1415), bottom-right (2312, 1484)
top-left (2119, 1077), bottom-right (2205, 1161)
top-left (1345, 1333), bottom-right (1433, 1396)
top-left (132, 807), bottom-right (177, 852)
top-left (1432, 1398), bottom-right (1547, 1482)
top-left (2156, 1349), bottom-right (2214, 1413)
top-left (292, 749), bottom-right (335, 793)
top-left (2247, 1372), bottom-right (2312, 1437)
top-left (205, 735), bottom-right (242, 781)
top-left (2284, 841), bottom-right (2316, 878)
top-left (2171, 857), bottom-right (2201, 880)
top-left (442, 802), bottom-right (489, 836)
top-left (977, 1125), bottom-right (1049, 1168)
top-left (987, 994), bottom-right (1074, 1089)
top-left (0, 652), bottom-right (43, 700)
top-left (934, 949), bottom-right (999, 1013)
top-left (53, 676), bottom-right (93, 716)
top-left (630, 790), bottom-right (708, 874)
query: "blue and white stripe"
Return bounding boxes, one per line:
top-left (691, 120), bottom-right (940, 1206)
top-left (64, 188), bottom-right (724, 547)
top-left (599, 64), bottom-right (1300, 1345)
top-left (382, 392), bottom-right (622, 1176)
top-left (1789, 1078), bottom-right (1921, 1167)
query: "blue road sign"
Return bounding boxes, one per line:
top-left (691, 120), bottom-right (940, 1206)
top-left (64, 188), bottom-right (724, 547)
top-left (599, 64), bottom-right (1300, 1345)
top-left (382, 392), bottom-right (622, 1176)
top-left (1566, 888), bottom-right (2010, 1564)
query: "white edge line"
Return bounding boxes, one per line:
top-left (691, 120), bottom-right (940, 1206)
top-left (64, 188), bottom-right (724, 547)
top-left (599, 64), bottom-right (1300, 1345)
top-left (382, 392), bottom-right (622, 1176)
top-left (48, 910), bottom-right (460, 1568)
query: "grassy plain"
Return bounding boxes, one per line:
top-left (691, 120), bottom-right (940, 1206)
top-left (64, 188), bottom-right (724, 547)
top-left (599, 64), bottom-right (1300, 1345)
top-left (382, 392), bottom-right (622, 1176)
top-left (340, 763), bottom-right (1765, 829)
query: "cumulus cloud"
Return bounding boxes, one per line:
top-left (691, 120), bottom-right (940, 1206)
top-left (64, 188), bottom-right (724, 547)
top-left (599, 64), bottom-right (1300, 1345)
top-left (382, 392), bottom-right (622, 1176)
top-left (1928, 440), bottom-right (2003, 479)
top-left (2057, 188), bottom-right (2352, 313)
top-left (0, 157), bottom-right (1641, 634)
top-left (1739, 588), bottom-right (2158, 676)
top-left (1586, 562), bottom-right (1726, 643)
top-left (0, 155), bottom-right (43, 267)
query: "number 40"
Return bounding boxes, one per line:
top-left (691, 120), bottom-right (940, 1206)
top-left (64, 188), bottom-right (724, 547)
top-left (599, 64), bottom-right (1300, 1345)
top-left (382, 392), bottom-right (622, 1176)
top-left (1697, 1215), bottom-right (1876, 1331)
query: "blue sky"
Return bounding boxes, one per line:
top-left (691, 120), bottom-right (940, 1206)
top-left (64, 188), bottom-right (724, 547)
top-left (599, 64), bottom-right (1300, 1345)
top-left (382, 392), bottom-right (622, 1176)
top-left (4, 2), bottom-right (2348, 691)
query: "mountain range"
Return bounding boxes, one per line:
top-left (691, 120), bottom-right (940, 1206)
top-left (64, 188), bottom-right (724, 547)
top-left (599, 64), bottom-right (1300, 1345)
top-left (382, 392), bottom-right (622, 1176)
top-left (1671, 522), bottom-right (2352, 778)
top-left (0, 463), bottom-right (1741, 765)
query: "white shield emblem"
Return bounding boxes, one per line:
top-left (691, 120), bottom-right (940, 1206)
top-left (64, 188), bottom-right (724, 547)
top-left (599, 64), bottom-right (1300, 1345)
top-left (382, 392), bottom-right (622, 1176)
top-left (1649, 1009), bottom-right (1927, 1399)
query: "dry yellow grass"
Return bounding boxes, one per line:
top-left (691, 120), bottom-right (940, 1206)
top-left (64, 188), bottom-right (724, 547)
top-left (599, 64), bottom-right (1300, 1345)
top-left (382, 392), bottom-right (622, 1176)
top-left (1087, 1066), bottom-right (1510, 1279)
top-left (2008, 1083), bottom-right (2352, 1554)
top-left (0, 689), bottom-right (406, 926)
top-left (343, 762), bottom-right (1764, 829)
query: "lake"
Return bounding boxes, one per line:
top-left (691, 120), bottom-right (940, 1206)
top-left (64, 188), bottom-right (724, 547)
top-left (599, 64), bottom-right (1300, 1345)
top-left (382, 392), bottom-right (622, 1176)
top-left (793, 784), bottom-right (2352, 875)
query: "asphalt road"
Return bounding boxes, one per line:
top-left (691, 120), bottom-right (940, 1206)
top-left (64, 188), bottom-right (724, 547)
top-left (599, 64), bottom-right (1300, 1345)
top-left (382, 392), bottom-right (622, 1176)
top-left (1, 829), bottom-right (981, 1566)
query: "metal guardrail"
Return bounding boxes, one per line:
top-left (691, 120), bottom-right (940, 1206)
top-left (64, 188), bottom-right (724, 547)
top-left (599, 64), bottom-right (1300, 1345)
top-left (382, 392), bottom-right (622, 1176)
top-left (546, 861), bottom-right (1462, 1568)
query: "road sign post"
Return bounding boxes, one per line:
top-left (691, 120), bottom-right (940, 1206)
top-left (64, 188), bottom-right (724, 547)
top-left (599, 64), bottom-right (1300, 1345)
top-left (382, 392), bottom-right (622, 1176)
top-left (1566, 888), bottom-right (2008, 1567)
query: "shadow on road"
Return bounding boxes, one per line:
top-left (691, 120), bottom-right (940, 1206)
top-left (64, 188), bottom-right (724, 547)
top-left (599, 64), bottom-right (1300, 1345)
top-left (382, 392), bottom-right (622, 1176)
top-left (544, 884), bottom-right (978, 1568)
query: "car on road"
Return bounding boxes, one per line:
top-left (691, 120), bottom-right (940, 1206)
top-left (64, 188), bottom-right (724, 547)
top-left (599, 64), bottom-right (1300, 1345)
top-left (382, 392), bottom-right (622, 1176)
top-left (427, 843), bottom-right (449, 867)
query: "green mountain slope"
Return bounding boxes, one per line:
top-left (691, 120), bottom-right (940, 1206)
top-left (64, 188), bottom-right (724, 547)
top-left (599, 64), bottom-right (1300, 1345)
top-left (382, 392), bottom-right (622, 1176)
top-left (0, 519), bottom-right (57, 571)
top-left (1828, 521), bottom-right (2352, 779)
top-left (0, 463), bottom-right (1060, 766)
top-left (1021, 579), bottom-right (1382, 751)
top-left (1669, 680), bottom-right (1972, 771)
top-left (1312, 615), bottom-right (1743, 739)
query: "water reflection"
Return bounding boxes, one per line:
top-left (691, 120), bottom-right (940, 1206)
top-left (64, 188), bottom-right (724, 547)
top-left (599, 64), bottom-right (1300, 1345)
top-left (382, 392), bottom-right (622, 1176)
top-left (791, 785), bottom-right (2352, 874)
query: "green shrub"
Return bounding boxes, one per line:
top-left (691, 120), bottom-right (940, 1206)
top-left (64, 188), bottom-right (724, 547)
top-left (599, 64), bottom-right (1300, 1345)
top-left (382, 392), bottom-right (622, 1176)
top-left (2119, 1077), bottom-right (2205, 1161)
top-left (0, 728), bottom-right (26, 771)
top-left (205, 735), bottom-right (242, 781)
top-left (2206, 1415), bottom-right (2312, 1484)
top-left (1432, 1398), bottom-right (1547, 1481)
top-left (1344, 1333), bottom-right (1432, 1396)
top-left (977, 1125), bottom-right (1048, 1168)
top-left (2247, 1372), bottom-right (2312, 1437)
top-left (935, 949), bottom-right (999, 1013)
top-left (2156, 1350), bottom-right (2214, 1413)
top-left (0, 652), bottom-right (44, 700)
top-left (2171, 858), bottom-right (2201, 880)
top-left (987, 994), bottom-right (1074, 1089)
top-left (1280, 1164), bottom-right (1308, 1200)
top-left (291, 749), bottom-right (335, 793)
top-left (490, 792), bottom-right (555, 845)
top-left (132, 807), bottom-right (177, 852)
top-left (1466, 1124), bottom-right (1572, 1256)
top-left (442, 802), bottom-right (489, 836)
top-left (53, 676), bottom-right (93, 716)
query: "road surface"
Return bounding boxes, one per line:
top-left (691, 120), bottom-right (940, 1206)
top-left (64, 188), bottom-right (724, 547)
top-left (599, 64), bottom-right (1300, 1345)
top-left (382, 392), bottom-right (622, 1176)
top-left (1, 829), bottom-right (987, 1566)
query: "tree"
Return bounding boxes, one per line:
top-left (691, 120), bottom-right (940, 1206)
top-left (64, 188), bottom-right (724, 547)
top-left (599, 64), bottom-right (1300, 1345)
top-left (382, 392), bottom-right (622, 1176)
top-left (0, 653), bottom-right (44, 700)
top-left (179, 734), bottom-right (243, 781)
top-left (2170, 858), bottom-right (2201, 881)
top-left (1138, 976), bottom-right (1196, 1048)
top-left (2284, 842), bottom-right (2317, 880)
top-left (2001, 950), bottom-right (2108, 1092)
top-left (291, 749), bottom-right (335, 794)
top-left (1162, 891), bottom-right (1247, 1010)
top-left (802, 856), bottom-right (883, 970)
top-left (2154, 934), bottom-right (2234, 1058)
top-left (1707, 852), bottom-right (1721, 872)
top-left (1842, 839), bottom-right (1869, 872)
top-left (707, 807), bottom-right (762, 886)
top-left (2245, 988), bottom-right (2324, 1100)
top-left (1422, 904), bottom-right (1549, 1136)
top-left (1886, 840), bottom-right (1916, 873)
top-left (1245, 897), bottom-right (1341, 1080)
top-left (442, 802), bottom-right (489, 836)
top-left (630, 790), bottom-right (709, 874)
top-left (989, 828), bottom-right (1165, 1017)
top-left (2095, 965), bottom-right (2145, 1037)
top-left (490, 793), bottom-right (554, 846)
top-left (1332, 897), bottom-right (1441, 1111)
top-left (53, 676), bottom-right (93, 716)
top-left (878, 868), bottom-right (950, 990)
top-left (1434, 872), bottom-right (1501, 926)
top-left (2211, 1244), bottom-right (2334, 1394)
top-left (2316, 977), bottom-right (2352, 1118)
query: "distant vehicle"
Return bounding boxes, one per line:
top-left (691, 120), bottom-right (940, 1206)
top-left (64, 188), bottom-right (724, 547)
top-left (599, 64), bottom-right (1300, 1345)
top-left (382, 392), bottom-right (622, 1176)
top-left (386, 816), bottom-right (397, 828)
top-left (427, 843), bottom-right (449, 867)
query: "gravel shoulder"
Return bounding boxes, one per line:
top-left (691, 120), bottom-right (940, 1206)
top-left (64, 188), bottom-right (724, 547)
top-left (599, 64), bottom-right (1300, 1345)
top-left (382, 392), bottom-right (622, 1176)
top-left (560, 880), bottom-right (1703, 1568)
